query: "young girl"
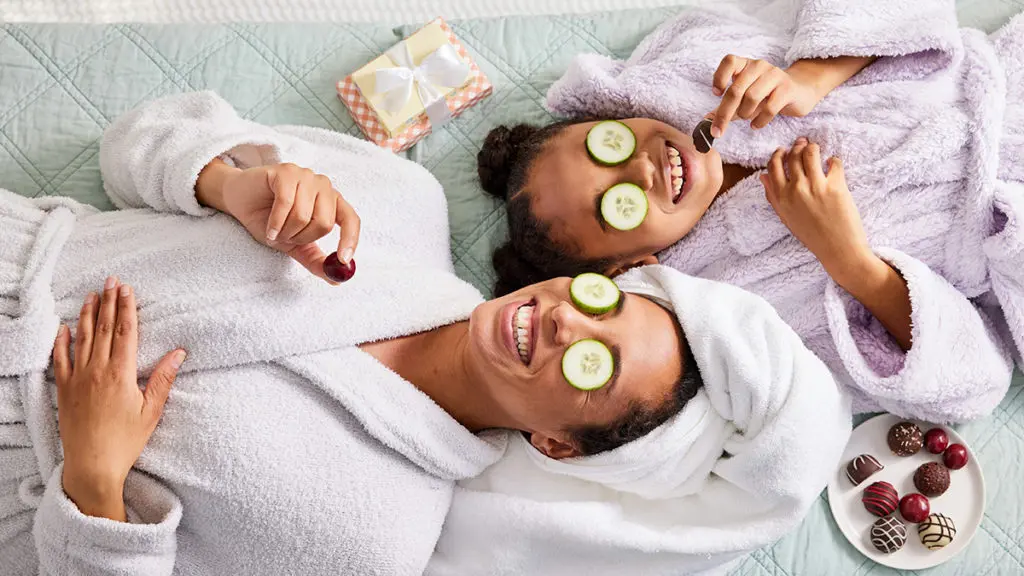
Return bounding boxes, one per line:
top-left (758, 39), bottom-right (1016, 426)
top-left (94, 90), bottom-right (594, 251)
top-left (480, 0), bottom-right (1024, 423)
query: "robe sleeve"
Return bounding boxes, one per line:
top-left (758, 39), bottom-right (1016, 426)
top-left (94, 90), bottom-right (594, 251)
top-left (825, 247), bottom-right (1014, 422)
top-left (34, 465), bottom-right (182, 576)
top-left (787, 0), bottom-right (961, 82)
top-left (98, 91), bottom-right (311, 216)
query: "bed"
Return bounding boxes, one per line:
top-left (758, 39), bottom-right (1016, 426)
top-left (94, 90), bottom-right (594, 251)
top-left (1, 2), bottom-right (1022, 574)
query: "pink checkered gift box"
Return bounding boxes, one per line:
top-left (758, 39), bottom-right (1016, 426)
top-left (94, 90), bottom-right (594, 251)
top-left (337, 18), bottom-right (492, 153)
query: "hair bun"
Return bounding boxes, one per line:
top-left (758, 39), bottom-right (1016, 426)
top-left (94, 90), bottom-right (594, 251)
top-left (478, 124), bottom-right (539, 200)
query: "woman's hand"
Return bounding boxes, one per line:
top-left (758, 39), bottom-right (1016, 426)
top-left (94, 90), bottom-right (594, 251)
top-left (760, 138), bottom-right (873, 284)
top-left (196, 159), bottom-right (361, 285)
top-left (708, 55), bottom-right (822, 138)
top-left (53, 277), bottom-right (185, 521)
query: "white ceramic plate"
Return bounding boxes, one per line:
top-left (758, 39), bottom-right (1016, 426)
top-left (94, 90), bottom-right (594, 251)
top-left (827, 413), bottom-right (985, 570)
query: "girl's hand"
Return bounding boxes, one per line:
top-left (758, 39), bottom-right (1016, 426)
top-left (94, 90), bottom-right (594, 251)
top-left (53, 277), bottom-right (185, 521)
top-left (197, 159), bottom-right (361, 285)
top-left (708, 54), bottom-right (823, 138)
top-left (761, 139), bottom-right (873, 285)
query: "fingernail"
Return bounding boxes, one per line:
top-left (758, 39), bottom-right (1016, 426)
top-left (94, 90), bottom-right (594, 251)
top-left (711, 126), bottom-right (722, 139)
top-left (104, 276), bottom-right (117, 291)
top-left (119, 284), bottom-right (131, 297)
top-left (712, 87), bottom-right (723, 96)
top-left (796, 137), bottom-right (808, 144)
top-left (171, 350), bottom-right (186, 369)
top-left (340, 248), bottom-right (354, 264)
top-left (56, 324), bottom-right (66, 338)
top-left (88, 291), bottom-right (98, 305)
top-left (267, 228), bottom-right (279, 242)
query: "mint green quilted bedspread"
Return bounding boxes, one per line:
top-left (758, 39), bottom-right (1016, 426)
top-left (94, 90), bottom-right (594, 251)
top-left (1, 3), bottom-right (1022, 574)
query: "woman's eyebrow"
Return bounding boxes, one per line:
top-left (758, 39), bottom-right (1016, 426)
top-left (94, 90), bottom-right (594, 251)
top-left (605, 344), bottom-right (622, 395)
top-left (612, 292), bottom-right (627, 317)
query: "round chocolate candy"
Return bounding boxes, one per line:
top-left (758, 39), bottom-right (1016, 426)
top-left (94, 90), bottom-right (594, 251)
top-left (913, 462), bottom-right (951, 497)
top-left (899, 493), bottom-right (931, 524)
top-left (871, 516), bottom-right (908, 554)
top-left (845, 454), bottom-right (884, 486)
top-left (918, 513), bottom-right (957, 550)
top-left (943, 443), bottom-right (969, 470)
top-left (924, 428), bottom-right (949, 454)
top-left (692, 118), bottom-right (715, 153)
top-left (323, 252), bottom-right (356, 283)
top-left (862, 481), bottom-right (899, 517)
top-left (887, 422), bottom-right (923, 456)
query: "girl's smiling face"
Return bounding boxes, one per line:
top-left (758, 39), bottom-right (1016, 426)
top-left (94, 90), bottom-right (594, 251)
top-left (522, 118), bottom-right (726, 274)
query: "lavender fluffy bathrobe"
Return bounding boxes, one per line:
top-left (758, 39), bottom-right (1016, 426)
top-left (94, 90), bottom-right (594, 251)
top-left (547, 0), bottom-right (1024, 422)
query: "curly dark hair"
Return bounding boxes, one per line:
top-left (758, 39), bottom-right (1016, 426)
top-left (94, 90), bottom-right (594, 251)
top-left (478, 121), bottom-right (615, 297)
top-left (569, 322), bottom-right (703, 456)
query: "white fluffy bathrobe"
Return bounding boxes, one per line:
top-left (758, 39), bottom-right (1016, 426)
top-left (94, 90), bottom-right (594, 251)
top-left (547, 0), bottom-right (1024, 423)
top-left (0, 91), bottom-right (507, 575)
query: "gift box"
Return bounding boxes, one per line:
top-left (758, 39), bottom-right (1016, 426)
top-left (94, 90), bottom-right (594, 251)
top-left (337, 18), bottom-right (492, 153)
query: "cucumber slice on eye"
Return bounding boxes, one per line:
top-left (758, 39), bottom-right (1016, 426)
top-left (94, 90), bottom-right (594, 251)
top-left (562, 339), bottom-right (615, 391)
top-left (570, 273), bottom-right (620, 315)
top-left (586, 120), bottom-right (636, 166)
top-left (600, 183), bottom-right (648, 231)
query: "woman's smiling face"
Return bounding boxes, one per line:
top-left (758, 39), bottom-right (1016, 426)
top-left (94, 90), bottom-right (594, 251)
top-left (466, 276), bottom-right (684, 458)
top-left (523, 118), bottom-right (726, 274)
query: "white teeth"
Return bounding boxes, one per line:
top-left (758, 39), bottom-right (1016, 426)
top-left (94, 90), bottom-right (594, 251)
top-left (672, 177), bottom-right (683, 193)
top-left (513, 305), bottom-right (534, 363)
top-left (671, 166), bottom-right (683, 177)
top-left (669, 155), bottom-right (681, 167)
top-left (667, 145), bottom-right (679, 157)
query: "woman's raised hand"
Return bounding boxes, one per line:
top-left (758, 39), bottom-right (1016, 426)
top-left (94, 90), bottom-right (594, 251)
top-left (197, 159), bottom-right (361, 285)
top-left (53, 277), bottom-right (185, 521)
top-left (760, 138), bottom-right (873, 286)
top-left (708, 54), bottom-right (823, 138)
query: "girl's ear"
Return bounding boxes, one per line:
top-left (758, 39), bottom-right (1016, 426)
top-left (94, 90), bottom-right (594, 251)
top-left (606, 254), bottom-right (659, 278)
top-left (529, 432), bottom-right (582, 459)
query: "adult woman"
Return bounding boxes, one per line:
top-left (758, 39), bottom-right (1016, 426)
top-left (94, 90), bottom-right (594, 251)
top-left (480, 0), bottom-right (1024, 423)
top-left (1, 92), bottom-right (848, 575)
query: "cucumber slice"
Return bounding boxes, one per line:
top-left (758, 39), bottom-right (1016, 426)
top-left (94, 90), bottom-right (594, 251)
top-left (600, 183), bottom-right (648, 231)
top-left (562, 339), bottom-right (615, 391)
top-left (570, 273), bottom-right (620, 315)
top-left (586, 120), bottom-right (636, 166)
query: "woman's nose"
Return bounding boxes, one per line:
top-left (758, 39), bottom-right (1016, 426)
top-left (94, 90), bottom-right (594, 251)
top-left (624, 151), bottom-right (656, 192)
top-left (551, 301), bottom-right (593, 347)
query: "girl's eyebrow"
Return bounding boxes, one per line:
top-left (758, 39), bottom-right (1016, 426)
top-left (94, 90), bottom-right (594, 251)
top-left (593, 193), bottom-right (609, 232)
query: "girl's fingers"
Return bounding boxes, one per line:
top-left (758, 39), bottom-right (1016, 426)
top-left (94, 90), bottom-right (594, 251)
top-left (712, 54), bottom-right (746, 96)
top-left (75, 291), bottom-right (98, 367)
top-left (736, 73), bottom-right (777, 120)
top-left (334, 194), bottom-right (361, 266)
top-left (767, 148), bottom-right (788, 189)
top-left (751, 88), bottom-right (789, 129)
top-left (265, 170), bottom-right (298, 243)
top-left (53, 325), bottom-right (72, 387)
top-left (110, 284), bottom-right (138, 369)
top-left (91, 276), bottom-right (119, 362)
top-left (291, 188), bottom-right (337, 246)
top-left (786, 140), bottom-right (809, 184)
top-left (713, 60), bottom-right (769, 138)
top-left (803, 143), bottom-right (827, 190)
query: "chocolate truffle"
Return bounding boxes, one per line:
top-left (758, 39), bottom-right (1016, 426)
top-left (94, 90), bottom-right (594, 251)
top-left (871, 516), bottom-right (908, 554)
top-left (887, 422), bottom-right (923, 456)
top-left (846, 454), bottom-right (884, 486)
top-left (862, 481), bottom-right (899, 517)
top-left (918, 513), bottom-right (957, 550)
top-left (692, 119), bottom-right (715, 153)
top-left (913, 462), bottom-right (951, 497)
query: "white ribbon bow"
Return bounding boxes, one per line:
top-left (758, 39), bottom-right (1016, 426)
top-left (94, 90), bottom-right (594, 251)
top-left (375, 41), bottom-right (470, 128)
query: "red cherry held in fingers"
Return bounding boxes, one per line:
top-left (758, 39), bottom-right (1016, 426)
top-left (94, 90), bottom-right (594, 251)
top-left (943, 444), bottom-right (969, 470)
top-left (323, 252), bottom-right (356, 283)
top-left (924, 428), bottom-right (949, 454)
top-left (899, 493), bottom-right (931, 524)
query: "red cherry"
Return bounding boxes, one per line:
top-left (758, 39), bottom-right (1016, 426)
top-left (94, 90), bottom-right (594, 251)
top-left (924, 428), bottom-right (949, 454)
top-left (899, 493), bottom-right (931, 523)
top-left (323, 252), bottom-right (356, 282)
top-left (943, 443), bottom-right (969, 470)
